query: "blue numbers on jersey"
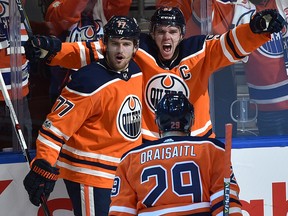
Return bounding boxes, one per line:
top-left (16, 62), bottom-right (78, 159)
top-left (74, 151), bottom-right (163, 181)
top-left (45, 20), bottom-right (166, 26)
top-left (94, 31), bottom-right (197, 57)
top-left (111, 177), bottom-right (121, 197)
top-left (141, 161), bottom-right (202, 207)
top-left (172, 161), bottom-right (201, 202)
top-left (53, 95), bottom-right (75, 117)
top-left (141, 166), bottom-right (167, 206)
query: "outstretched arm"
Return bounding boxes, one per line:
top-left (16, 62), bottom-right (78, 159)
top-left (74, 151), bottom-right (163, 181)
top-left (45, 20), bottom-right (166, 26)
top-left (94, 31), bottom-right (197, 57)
top-left (205, 9), bottom-right (284, 72)
top-left (24, 9), bottom-right (285, 70)
top-left (24, 36), bottom-right (105, 69)
top-left (49, 40), bottom-right (106, 68)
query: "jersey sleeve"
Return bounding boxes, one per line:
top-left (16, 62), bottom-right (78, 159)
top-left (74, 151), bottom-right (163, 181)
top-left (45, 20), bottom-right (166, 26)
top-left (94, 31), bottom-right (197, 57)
top-left (34, 84), bottom-right (99, 166)
top-left (109, 155), bottom-right (138, 216)
top-left (45, 0), bottom-right (90, 36)
top-left (200, 23), bottom-right (270, 81)
top-left (49, 40), bottom-right (105, 69)
top-left (49, 23), bottom-right (270, 72)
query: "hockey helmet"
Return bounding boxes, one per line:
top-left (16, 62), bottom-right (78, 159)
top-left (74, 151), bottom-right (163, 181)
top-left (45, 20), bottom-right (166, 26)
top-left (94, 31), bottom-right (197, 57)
top-left (155, 92), bottom-right (194, 134)
top-left (150, 7), bottom-right (186, 35)
top-left (104, 16), bottom-right (141, 45)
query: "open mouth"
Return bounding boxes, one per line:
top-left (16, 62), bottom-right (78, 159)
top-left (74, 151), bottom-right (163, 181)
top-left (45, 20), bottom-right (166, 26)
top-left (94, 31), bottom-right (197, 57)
top-left (116, 55), bottom-right (124, 62)
top-left (163, 43), bottom-right (172, 53)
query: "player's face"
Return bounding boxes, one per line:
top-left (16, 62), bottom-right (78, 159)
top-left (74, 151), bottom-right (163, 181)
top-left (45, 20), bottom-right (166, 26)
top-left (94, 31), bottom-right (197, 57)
top-left (106, 38), bottom-right (136, 71)
top-left (152, 25), bottom-right (183, 60)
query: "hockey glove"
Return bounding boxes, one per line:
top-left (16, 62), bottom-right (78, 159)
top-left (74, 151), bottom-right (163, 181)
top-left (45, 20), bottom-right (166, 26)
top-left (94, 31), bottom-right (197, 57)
top-left (24, 35), bottom-right (62, 63)
top-left (23, 159), bottom-right (59, 206)
top-left (250, 9), bottom-right (286, 34)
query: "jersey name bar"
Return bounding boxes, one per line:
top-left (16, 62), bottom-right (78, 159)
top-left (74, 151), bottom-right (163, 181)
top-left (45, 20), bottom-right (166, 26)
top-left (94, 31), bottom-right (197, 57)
top-left (140, 145), bottom-right (196, 164)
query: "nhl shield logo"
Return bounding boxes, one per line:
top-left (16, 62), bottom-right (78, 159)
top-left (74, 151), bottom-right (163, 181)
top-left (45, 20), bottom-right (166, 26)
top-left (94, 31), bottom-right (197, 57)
top-left (117, 95), bottom-right (142, 141)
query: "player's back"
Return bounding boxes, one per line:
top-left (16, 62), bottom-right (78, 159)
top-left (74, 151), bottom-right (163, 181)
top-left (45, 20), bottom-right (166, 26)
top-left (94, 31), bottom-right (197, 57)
top-left (110, 135), bottom-right (242, 215)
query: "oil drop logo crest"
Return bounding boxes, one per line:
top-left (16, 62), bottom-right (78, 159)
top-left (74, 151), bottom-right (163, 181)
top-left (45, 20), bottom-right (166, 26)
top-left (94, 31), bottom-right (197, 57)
top-left (117, 95), bottom-right (142, 141)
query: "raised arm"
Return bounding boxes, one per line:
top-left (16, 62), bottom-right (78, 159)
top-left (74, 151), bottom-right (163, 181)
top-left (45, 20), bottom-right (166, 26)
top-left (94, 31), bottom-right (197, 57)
top-left (200, 9), bottom-right (285, 79)
top-left (24, 36), bottom-right (105, 69)
top-left (24, 9), bottom-right (285, 70)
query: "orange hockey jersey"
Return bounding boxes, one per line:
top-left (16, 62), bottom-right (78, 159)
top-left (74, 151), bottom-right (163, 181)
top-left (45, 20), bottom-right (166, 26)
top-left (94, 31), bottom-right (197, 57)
top-left (48, 23), bottom-right (270, 141)
top-left (34, 59), bottom-right (143, 188)
top-left (109, 136), bottom-right (242, 216)
top-left (0, 0), bottom-right (29, 101)
top-left (44, 0), bottom-right (132, 39)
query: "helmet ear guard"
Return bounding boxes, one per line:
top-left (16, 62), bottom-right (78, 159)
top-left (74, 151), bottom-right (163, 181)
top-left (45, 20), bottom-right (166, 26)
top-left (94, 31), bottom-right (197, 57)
top-left (103, 16), bottom-right (141, 47)
top-left (155, 92), bottom-right (194, 135)
top-left (150, 7), bottom-right (186, 35)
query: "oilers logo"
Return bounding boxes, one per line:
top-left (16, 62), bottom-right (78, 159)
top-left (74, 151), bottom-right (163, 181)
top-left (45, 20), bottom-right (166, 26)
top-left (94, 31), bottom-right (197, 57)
top-left (258, 32), bottom-right (286, 58)
top-left (145, 73), bottom-right (190, 112)
top-left (117, 95), bottom-right (142, 141)
top-left (66, 18), bottom-right (103, 42)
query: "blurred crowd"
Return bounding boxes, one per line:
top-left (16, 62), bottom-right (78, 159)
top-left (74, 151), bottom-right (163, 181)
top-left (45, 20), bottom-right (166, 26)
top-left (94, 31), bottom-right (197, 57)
top-left (1, 0), bottom-right (288, 152)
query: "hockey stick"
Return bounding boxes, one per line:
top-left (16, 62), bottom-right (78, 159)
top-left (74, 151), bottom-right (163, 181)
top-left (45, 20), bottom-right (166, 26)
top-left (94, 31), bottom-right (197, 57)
top-left (11, 1), bottom-right (52, 216)
top-left (0, 73), bottom-right (51, 216)
top-left (223, 123), bottom-right (232, 216)
top-left (0, 75), bottom-right (31, 163)
top-left (15, 0), bottom-right (33, 38)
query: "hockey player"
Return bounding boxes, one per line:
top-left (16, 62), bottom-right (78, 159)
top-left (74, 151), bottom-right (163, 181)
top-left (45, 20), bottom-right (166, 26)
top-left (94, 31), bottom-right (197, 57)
top-left (157, 1), bottom-right (288, 136)
top-left (23, 16), bottom-right (142, 216)
top-left (30, 0), bottom-right (133, 106)
top-left (109, 92), bottom-right (242, 215)
top-left (24, 7), bottom-right (285, 141)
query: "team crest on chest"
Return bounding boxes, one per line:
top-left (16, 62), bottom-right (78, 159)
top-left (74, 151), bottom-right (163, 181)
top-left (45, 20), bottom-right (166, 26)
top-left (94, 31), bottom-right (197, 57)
top-left (117, 95), bottom-right (142, 141)
top-left (145, 73), bottom-right (190, 112)
top-left (258, 32), bottom-right (287, 58)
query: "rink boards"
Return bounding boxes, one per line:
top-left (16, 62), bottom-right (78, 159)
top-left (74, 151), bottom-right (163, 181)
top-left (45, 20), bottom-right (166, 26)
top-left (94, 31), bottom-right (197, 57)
top-left (0, 136), bottom-right (288, 216)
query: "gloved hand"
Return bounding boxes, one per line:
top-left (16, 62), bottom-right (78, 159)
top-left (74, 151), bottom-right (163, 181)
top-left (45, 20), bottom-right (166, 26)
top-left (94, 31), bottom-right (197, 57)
top-left (24, 35), bottom-right (62, 63)
top-left (250, 9), bottom-right (286, 34)
top-left (23, 159), bottom-right (59, 206)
